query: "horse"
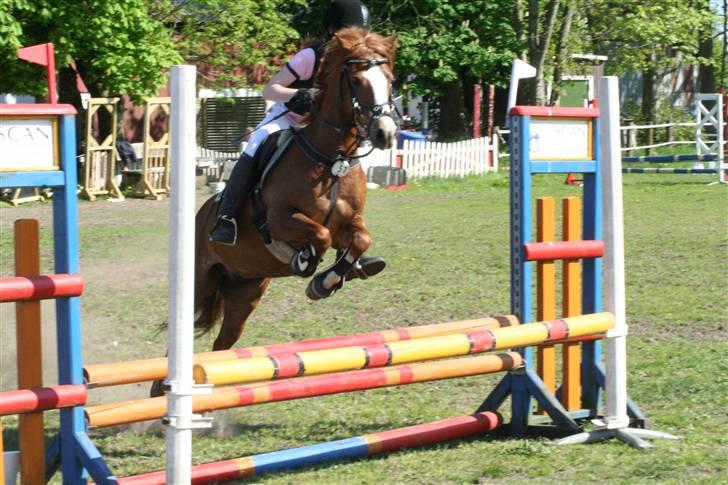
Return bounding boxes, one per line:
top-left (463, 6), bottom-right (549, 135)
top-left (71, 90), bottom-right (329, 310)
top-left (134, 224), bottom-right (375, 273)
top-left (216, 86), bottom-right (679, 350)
top-left (150, 29), bottom-right (398, 396)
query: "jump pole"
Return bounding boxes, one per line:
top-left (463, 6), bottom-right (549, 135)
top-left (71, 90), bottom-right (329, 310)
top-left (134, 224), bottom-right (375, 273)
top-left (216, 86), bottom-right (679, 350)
top-left (165, 64), bottom-right (211, 485)
top-left (192, 313), bottom-right (612, 386)
top-left (118, 412), bottom-right (502, 484)
top-left (87, 312), bottom-right (613, 428)
top-left (88, 353), bottom-right (522, 429)
top-left (83, 315), bottom-right (519, 388)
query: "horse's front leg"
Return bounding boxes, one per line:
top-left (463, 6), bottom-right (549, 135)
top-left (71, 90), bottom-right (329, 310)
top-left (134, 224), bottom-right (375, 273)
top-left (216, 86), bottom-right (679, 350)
top-left (306, 217), bottom-right (372, 300)
top-left (268, 210), bottom-right (333, 277)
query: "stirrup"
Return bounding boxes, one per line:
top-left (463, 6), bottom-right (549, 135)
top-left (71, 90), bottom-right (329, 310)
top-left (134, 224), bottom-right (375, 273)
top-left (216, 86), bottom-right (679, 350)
top-left (209, 215), bottom-right (238, 246)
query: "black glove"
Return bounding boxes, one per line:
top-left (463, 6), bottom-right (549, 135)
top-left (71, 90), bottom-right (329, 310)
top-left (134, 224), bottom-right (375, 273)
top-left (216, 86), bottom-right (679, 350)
top-left (285, 88), bottom-right (319, 115)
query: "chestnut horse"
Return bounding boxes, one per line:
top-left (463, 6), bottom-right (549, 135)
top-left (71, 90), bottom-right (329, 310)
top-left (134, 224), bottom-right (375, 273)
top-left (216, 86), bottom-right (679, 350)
top-left (193, 30), bottom-right (397, 357)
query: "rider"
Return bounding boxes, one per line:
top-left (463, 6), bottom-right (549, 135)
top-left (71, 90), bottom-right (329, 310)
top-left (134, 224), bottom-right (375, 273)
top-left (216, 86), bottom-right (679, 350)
top-left (209, 0), bottom-right (372, 246)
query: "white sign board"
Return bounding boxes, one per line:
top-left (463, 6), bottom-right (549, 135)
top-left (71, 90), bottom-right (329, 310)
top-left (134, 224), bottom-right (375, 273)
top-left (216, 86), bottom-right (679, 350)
top-left (528, 117), bottom-right (592, 160)
top-left (0, 117), bottom-right (59, 171)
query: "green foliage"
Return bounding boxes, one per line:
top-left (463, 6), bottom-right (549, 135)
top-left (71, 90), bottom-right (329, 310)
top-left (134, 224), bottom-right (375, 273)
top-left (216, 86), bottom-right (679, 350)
top-left (156, 0), bottom-right (304, 88)
top-left (0, 0), bottom-right (302, 100)
top-left (371, 1), bottom-right (520, 98)
top-left (289, 1), bottom-right (520, 99)
top-left (583, 0), bottom-right (715, 73)
top-left (0, 0), bottom-right (182, 99)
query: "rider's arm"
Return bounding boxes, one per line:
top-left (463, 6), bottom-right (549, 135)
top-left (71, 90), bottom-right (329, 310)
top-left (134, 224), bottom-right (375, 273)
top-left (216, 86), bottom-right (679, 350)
top-left (263, 47), bottom-right (316, 103)
top-left (262, 68), bottom-right (298, 103)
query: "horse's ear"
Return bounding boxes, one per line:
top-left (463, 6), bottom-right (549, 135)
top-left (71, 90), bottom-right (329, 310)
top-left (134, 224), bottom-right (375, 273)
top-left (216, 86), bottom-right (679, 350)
top-left (331, 32), bottom-right (353, 50)
top-left (384, 35), bottom-right (398, 52)
top-left (382, 35), bottom-right (398, 59)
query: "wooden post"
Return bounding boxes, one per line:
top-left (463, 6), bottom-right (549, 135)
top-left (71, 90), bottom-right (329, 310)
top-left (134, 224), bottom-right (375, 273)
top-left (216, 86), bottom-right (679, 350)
top-left (561, 198), bottom-right (582, 410)
top-left (536, 197), bottom-right (556, 413)
top-left (14, 219), bottom-right (46, 484)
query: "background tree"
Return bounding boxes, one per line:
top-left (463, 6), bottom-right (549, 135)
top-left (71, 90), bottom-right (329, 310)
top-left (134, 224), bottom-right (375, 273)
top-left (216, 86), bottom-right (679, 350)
top-left (0, 0), bottom-right (301, 103)
top-left (0, 0), bottom-right (181, 102)
top-left (581, 0), bottom-right (714, 122)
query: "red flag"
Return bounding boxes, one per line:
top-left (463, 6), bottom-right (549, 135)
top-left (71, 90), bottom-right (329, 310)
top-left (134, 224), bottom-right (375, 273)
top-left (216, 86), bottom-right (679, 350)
top-left (17, 43), bottom-right (53, 66)
top-left (17, 43), bottom-right (57, 104)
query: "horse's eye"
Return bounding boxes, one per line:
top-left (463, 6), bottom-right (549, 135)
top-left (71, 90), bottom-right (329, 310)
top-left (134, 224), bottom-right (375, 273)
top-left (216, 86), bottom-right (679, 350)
top-left (352, 78), bottom-right (363, 87)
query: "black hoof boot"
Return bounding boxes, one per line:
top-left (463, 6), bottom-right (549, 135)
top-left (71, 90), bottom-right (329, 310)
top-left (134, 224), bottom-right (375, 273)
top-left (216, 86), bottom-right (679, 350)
top-left (290, 244), bottom-right (319, 277)
top-left (150, 379), bottom-right (166, 398)
top-left (209, 215), bottom-right (238, 245)
top-left (306, 272), bottom-right (344, 300)
top-left (345, 255), bottom-right (386, 281)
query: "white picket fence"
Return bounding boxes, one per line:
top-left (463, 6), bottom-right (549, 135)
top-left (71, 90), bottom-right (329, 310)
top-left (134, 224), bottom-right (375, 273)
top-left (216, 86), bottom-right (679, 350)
top-left (360, 136), bottom-right (498, 178)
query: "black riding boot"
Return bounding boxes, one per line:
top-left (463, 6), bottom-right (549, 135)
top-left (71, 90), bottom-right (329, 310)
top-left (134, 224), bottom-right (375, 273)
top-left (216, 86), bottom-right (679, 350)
top-left (209, 153), bottom-right (257, 245)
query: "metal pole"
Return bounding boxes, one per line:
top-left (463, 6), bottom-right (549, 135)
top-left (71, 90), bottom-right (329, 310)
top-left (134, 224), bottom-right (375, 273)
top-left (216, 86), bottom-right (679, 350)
top-left (599, 77), bottom-right (629, 429)
top-left (166, 64), bottom-right (202, 484)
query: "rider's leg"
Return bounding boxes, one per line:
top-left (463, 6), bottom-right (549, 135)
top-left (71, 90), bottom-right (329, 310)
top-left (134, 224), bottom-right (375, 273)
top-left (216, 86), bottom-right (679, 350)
top-left (209, 151), bottom-right (257, 245)
top-left (210, 112), bottom-right (290, 245)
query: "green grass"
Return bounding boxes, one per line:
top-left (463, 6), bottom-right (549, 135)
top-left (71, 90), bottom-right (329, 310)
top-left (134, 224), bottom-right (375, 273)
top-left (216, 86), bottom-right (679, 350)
top-left (0, 171), bottom-right (726, 484)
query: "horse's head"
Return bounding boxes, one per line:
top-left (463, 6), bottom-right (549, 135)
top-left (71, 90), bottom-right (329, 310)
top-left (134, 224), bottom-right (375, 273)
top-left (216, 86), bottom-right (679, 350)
top-left (315, 28), bottom-right (398, 150)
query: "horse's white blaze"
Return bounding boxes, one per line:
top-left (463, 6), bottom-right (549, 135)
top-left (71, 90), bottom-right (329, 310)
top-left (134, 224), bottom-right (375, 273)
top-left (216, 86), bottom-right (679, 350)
top-left (364, 65), bottom-right (391, 112)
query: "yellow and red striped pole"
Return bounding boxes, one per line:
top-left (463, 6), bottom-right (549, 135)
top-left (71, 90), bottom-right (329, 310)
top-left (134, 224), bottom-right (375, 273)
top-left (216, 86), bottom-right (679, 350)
top-left (83, 315), bottom-right (518, 387)
top-left (193, 313), bottom-right (611, 386)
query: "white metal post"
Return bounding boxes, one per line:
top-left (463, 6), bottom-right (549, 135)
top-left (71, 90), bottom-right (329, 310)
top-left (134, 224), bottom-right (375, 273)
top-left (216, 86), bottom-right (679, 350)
top-left (553, 77), bottom-right (678, 448)
top-left (166, 64), bottom-right (211, 484)
top-left (600, 76), bottom-right (630, 430)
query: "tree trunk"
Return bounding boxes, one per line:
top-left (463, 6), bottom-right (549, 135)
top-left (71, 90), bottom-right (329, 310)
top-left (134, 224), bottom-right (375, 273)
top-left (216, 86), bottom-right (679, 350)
top-left (641, 55), bottom-right (657, 149)
top-left (438, 80), bottom-right (467, 141)
top-left (526, 0), bottom-right (561, 105)
top-left (549, 0), bottom-right (577, 105)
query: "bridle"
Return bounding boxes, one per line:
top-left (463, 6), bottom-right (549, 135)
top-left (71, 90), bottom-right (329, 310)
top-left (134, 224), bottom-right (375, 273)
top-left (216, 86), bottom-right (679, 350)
top-left (302, 56), bottom-right (401, 177)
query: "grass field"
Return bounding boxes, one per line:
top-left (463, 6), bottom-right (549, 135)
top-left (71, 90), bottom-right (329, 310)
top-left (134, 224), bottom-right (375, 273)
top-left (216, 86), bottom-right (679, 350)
top-left (1, 171), bottom-right (726, 484)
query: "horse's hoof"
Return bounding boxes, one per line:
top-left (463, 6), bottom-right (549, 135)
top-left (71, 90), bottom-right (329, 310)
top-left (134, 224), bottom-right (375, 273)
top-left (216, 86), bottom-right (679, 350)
top-left (290, 244), bottom-right (318, 277)
top-left (346, 255), bottom-right (386, 281)
top-left (306, 274), bottom-right (343, 300)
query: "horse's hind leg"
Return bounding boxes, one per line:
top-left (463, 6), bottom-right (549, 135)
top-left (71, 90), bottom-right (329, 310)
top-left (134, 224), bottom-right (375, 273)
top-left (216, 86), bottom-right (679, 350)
top-left (213, 276), bottom-right (271, 351)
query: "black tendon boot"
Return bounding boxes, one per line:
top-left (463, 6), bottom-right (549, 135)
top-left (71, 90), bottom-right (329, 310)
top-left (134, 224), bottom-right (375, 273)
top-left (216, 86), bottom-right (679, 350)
top-left (209, 153), bottom-right (257, 245)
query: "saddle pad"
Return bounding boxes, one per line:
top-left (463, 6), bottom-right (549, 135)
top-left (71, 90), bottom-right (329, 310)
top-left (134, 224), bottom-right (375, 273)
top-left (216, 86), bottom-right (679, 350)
top-left (258, 129), bottom-right (295, 187)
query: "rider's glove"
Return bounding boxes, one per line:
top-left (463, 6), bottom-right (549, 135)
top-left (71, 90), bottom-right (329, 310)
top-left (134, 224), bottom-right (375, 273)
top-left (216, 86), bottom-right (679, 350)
top-left (285, 88), bottom-right (319, 115)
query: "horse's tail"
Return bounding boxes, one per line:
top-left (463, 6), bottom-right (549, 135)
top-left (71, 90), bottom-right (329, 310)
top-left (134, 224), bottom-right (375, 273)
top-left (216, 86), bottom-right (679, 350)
top-left (194, 284), bottom-right (224, 336)
top-left (193, 195), bottom-right (225, 336)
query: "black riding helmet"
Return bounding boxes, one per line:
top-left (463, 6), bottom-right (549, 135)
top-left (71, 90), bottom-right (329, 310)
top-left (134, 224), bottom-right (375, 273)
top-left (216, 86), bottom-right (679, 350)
top-left (323, 0), bottom-right (371, 35)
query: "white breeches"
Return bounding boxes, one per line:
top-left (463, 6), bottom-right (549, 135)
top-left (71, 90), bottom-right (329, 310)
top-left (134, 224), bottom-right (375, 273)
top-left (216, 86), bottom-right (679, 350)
top-left (243, 104), bottom-right (302, 157)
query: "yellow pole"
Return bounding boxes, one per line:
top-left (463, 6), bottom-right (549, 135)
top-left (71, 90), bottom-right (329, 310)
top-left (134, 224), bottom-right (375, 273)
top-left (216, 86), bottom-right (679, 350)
top-left (14, 220), bottom-right (46, 484)
top-left (562, 197), bottom-right (582, 410)
top-left (536, 197), bottom-right (557, 414)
